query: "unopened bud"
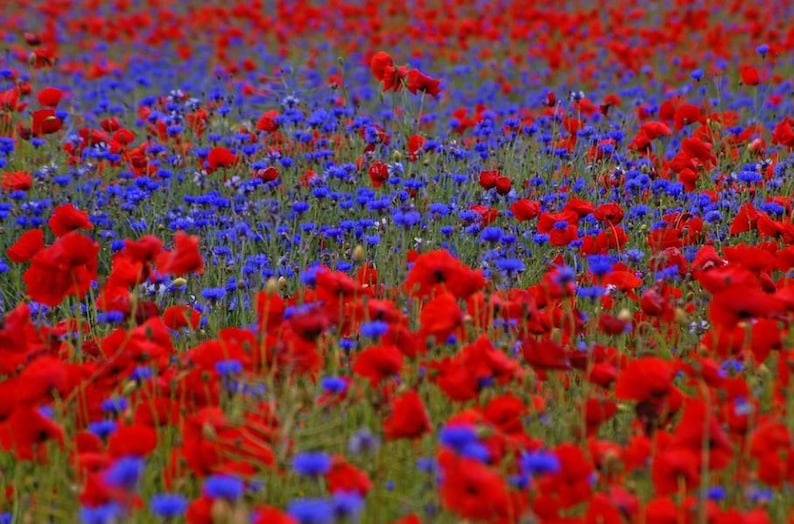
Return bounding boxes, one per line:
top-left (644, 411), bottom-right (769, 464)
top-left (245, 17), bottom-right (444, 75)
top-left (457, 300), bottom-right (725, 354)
top-left (352, 244), bottom-right (365, 262)
top-left (265, 277), bottom-right (279, 294)
top-left (617, 308), bottom-right (632, 322)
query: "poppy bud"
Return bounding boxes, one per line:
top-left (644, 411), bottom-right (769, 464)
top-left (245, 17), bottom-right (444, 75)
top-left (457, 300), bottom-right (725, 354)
top-left (265, 277), bottom-right (280, 294)
top-left (211, 499), bottom-right (233, 523)
top-left (353, 244), bottom-right (365, 262)
top-left (202, 423), bottom-right (218, 440)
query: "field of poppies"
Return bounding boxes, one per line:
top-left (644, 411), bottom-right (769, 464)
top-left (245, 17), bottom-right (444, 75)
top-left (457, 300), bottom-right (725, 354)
top-left (1, 0), bottom-right (794, 522)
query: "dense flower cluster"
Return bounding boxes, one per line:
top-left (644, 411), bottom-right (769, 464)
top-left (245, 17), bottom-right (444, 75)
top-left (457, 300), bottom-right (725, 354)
top-left (0, 0), bottom-right (793, 523)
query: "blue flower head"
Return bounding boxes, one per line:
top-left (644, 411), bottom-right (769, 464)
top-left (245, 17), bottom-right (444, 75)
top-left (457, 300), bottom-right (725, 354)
top-left (332, 492), bottom-right (363, 522)
top-left (80, 504), bottom-right (122, 524)
top-left (348, 428), bottom-right (380, 455)
top-left (522, 450), bottom-right (561, 476)
top-left (150, 493), bottom-right (188, 519)
top-left (321, 376), bottom-right (348, 394)
top-left (287, 498), bottom-right (335, 524)
top-left (104, 456), bottom-right (145, 490)
top-left (292, 451), bottom-right (332, 476)
top-left (359, 320), bottom-right (389, 338)
top-left (203, 474), bottom-right (245, 501)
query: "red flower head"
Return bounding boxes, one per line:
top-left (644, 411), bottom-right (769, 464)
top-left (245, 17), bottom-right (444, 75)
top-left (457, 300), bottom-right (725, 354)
top-left (739, 64), bottom-right (760, 86)
top-left (23, 231), bottom-right (99, 307)
top-left (370, 51), bottom-right (394, 82)
top-left (438, 449), bottom-right (520, 521)
top-left (383, 390), bottom-right (431, 440)
top-left (206, 147), bottom-right (237, 171)
top-left (49, 203), bottom-right (93, 237)
top-left (2, 170), bottom-right (33, 192)
top-left (156, 231), bottom-right (204, 276)
top-left (31, 108), bottom-right (63, 135)
top-left (406, 69), bottom-right (442, 98)
top-left (6, 228), bottom-right (44, 263)
top-left (37, 86), bottom-right (63, 107)
top-left (352, 344), bottom-right (404, 387)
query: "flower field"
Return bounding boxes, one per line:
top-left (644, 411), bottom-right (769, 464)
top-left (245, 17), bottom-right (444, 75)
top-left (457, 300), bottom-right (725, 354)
top-left (1, 0), bottom-right (794, 522)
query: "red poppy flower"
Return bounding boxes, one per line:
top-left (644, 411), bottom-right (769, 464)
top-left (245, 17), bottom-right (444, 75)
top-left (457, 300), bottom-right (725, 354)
top-left (522, 336), bottom-right (571, 371)
top-left (478, 170), bottom-right (498, 190)
top-left (6, 228), bottom-right (44, 263)
top-left (163, 305), bottom-right (202, 330)
top-left (615, 357), bottom-right (675, 404)
top-left (406, 69), bottom-right (441, 98)
top-left (368, 160), bottom-right (389, 188)
top-left (383, 390), bottom-right (431, 440)
top-left (31, 108), bottom-right (62, 135)
top-left (438, 449), bottom-right (519, 521)
top-left (382, 64), bottom-right (409, 92)
top-left (326, 455), bottom-right (373, 496)
top-left (370, 51), bottom-right (394, 82)
top-left (708, 285), bottom-right (783, 330)
top-left (0, 406), bottom-right (64, 461)
top-left (107, 424), bottom-right (157, 458)
top-left (651, 446), bottom-right (701, 496)
top-left (36, 86), bottom-right (63, 107)
top-left (206, 147), bottom-right (237, 171)
top-left (253, 506), bottom-right (298, 524)
top-left (1, 170), bottom-right (33, 191)
top-left (49, 203), bottom-right (93, 237)
top-left (256, 110), bottom-right (280, 133)
top-left (404, 249), bottom-right (485, 299)
top-left (739, 64), bottom-right (760, 86)
top-left (352, 344), bottom-right (403, 387)
top-left (156, 231), bottom-right (204, 276)
top-left (419, 292), bottom-right (462, 343)
top-left (23, 231), bottom-right (99, 307)
top-left (510, 199), bottom-right (541, 221)
top-left (406, 134), bottom-right (425, 161)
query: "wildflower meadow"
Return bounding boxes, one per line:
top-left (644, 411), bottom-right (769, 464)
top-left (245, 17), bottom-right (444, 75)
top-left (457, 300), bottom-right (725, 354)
top-left (1, 0), bottom-right (794, 522)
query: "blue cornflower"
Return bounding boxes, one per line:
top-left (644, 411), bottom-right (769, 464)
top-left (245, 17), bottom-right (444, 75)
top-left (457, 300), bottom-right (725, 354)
top-left (587, 255), bottom-right (614, 276)
top-left (88, 420), bottom-right (118, 439)
top-left (80, 504), bottom-right (122, 524)
top-left (707, 486), bottom-right (726, 501)
top-left (532, 233), bottom-right (549, 244)
top-left (691, 69), bottom-right (703, 81)
top-left (522, 450), bottom-right (561, 475)
top-left (495, 258), bottom-right (525, 273)
top-left (348, 429), bottom-right (380, 455)
top-left (321, 376), bottom-right (348, 394)
top-left (756, 44), bottom-right (769, 56)
top-left (332, 492), bottom-right (363, 522)
top-left (359, 320), bottom-right (389, 338)
top-left (553, 266), bottom-right (576, 285)
top-left (292, 451), bottom-right (332, 476)
top-left (150, 493), bottom-right (189, 519)
top-left (201, 287), bottom-right (226, 301)
top-left (578, 286), bottom-right (606, 299)
top-left (130, 366), bottom-right (153, 381)
top-left (215, 359), bottom-right (243, 376)
top-left (416, 457), bottom-right (438, 474)
top-left (287, 498), bottom-right (335, 524)
top-left (480, 227), bottom-right (503, 243)
top-left (440, 425), bottom-right (478, 450)
top-left (101, 397), bottom-right (128, 414)
top-left (203, 475), bottom-right (245, 501)
top-left (104, 456), bottom-right (145, 490)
